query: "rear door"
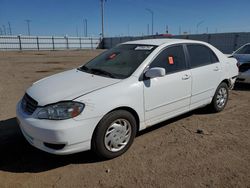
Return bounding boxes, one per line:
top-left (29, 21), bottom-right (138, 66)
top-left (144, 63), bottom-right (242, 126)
top-left (144, 45), bottom-right (192, 125)
top-left (186, 44), bottom-right (223, 109)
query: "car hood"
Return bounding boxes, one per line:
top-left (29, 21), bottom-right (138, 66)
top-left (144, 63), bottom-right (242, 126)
top-left (27, 69), bottom-right (121, 106)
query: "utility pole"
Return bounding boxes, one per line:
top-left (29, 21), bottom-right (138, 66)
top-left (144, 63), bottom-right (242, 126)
top-left (179, 26), bottom-right (181, 35)
top-left (83, 19), bottom-right (88, 37)
top-left (146, 8), bottom-right (154, 35)
top-left (166, 25), bottom-right (169, 34)
top-left (127, 24), bottom-right (130, 36)
top-left (8, 22), bottom-right (12, 35)
top-left (147, 24), bottom-right (150, 35)
top-left (76, 26), bottom-right (79, 37)
top-left (0, 27), bottom-right (2, 35)
top-left (2, 25), bottom-right (6, 35)
top-left (196, 20), bottom-right (204, 34)
top-left (85, 19), bottom-right (88, 37)
top-left (100, 0), bottom-right (106, 38)
top-left (25, 19), bottom-right (31, 36)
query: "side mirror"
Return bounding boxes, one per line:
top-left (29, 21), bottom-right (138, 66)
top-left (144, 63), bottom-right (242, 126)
top-left (145, 67), bottom-right (166, 79)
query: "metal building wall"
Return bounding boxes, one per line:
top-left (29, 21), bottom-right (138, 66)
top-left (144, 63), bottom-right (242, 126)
top-left (103, 32), bottom-right (250, 53)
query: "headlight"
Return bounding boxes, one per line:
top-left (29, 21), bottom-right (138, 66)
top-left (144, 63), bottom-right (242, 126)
top-left (37, 101), bottom-right (85, 120)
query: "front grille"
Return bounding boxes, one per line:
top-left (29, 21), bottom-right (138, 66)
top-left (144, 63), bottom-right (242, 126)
top-left (21, 93), bottom-right (38, 115)
top-left (239, 63), bottom-right (250, 73)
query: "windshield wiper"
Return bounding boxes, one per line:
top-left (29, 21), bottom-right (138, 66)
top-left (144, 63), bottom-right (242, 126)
top-left (78, 66), bottom-right (116, 78)
top-left (89, 68), bottom-right (116, 78)
top-left (78, 65), bottom-right (89, 72)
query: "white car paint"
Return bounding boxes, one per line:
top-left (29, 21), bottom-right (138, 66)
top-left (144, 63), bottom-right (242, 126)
top-left (16, 39), bottom-right (238, 155)
top-left (144, 69), bottom-right (191, 125)
top-left (28, 69), bottom-right (121, 106)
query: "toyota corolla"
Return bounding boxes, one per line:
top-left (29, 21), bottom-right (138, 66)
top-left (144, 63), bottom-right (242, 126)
top-left (16, 39), bottom-right (238, 159)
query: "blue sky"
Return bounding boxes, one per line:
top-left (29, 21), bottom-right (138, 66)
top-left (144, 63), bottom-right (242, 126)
top-left (0, 0), bottom-right (250, 37)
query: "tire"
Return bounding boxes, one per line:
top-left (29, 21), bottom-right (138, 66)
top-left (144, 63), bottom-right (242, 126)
top-left (209, 82), bottom-right (229, 112)
top-left (91, 110), bottom-right (137, 159)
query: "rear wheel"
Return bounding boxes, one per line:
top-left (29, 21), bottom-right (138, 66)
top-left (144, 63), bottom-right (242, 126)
top-left (209, 82), bottom-right (229, 112)
top-left (92, 110), bottom-right (137, 159)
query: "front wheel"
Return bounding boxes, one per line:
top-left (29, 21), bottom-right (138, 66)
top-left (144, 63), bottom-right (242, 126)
top-left (209, 82), bottom-right (229, 112)
top-left (91, 110), bottom-right (137, 159)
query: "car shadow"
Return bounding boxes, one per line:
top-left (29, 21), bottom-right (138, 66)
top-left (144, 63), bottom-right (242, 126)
top-left (0, 108), bottom-right (212, 173)
top-left (0, 118), bottom-right (102, 173)
top-left (137, 112), bottom-right (193, 136)
top-left (234, 82), bottom-right (250, 91)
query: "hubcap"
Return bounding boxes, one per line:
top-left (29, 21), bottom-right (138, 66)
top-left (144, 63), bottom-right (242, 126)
top-left (104, 119), bottom-right (132, 152)
top-left (216, 87), bottom-right (227, 108)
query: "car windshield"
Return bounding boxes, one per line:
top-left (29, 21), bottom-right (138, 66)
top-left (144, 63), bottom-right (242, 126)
top-left (79, 44), bottom-right (157, 79)
top-left (235, 44), bottom-right (250, 54)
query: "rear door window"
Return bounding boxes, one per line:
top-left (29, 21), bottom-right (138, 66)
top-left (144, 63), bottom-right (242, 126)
top-left (187, 44), bottom-right (219, 68)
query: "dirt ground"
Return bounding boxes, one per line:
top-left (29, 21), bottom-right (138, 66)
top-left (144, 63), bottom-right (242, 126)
top-left (0, 50), bottom-right (249, 188)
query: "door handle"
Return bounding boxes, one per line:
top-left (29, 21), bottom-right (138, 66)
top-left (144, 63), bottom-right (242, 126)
top-left (182, 74), bottom-right (191, 80)
top-left (213, 66), bottom-right (219, 71)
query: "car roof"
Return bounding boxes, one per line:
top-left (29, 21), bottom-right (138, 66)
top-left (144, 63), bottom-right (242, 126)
top-left (123, 38), bottom-right (202, 46)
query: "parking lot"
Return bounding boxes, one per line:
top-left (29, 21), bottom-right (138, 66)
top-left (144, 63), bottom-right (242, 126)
top-left (0, 50), bottom-right (249, 187)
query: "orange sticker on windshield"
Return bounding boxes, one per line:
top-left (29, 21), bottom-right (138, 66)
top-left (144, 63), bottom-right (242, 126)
top-left (168, 56), bottom-right (174, 64)
top-left (109, 53), bottom-right (116, 59)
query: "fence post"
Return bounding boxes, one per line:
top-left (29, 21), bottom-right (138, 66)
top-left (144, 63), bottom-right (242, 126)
top-left (91, 37), bottom-right (93, 49)
top-left (18, 35), bottom-right (22, 50)
top-left (65, 35), bottom-right (69, 49)
top-left (36, 36), bottom-right (39, 50)
top-left (79, 37), bottom-right (82, 49)
top-left (52, 36), bottom-right (55, 50)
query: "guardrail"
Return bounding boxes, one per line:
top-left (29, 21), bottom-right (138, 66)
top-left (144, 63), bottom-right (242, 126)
top-left (0, 35), bottom-right (101, 51)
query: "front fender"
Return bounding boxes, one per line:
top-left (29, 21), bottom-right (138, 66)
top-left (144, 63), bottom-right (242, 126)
top-left (73, 76), bottom-right (145, 129)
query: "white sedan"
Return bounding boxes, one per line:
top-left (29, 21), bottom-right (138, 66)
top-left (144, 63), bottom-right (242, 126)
top-left (16, 39), bottom-right (238, 159)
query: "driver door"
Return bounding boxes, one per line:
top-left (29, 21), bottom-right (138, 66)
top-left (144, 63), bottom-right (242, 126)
top-left (143, 45), bottom-right (192, 126)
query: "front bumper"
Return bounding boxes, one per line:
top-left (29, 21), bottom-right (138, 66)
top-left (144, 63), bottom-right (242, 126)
top-left (16, 101), bottom-right (101, 155)
top-left (237, 70), bottom-right (250, 84)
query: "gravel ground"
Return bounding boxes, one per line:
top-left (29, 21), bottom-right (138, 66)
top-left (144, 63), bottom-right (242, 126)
top-left (0, 50), bottom-right (249, 188)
